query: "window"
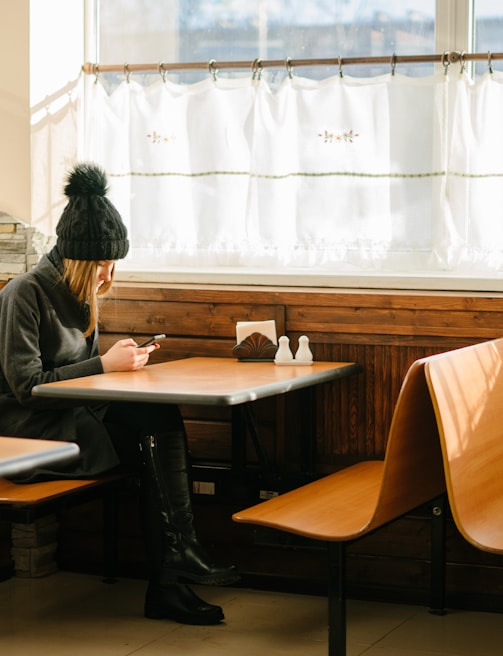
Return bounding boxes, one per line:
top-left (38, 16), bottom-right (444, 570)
top-left (474, 0), bottom-right (503, 75)
top-left (83, 1), bottom-right (503, 290)
top-left (96, 0), bottom-right (437, 84)
top-left (94, 0), bottom-right (502, 80)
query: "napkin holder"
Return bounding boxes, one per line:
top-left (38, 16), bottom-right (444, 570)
top-left (232, 332), bottom-right (278, 361)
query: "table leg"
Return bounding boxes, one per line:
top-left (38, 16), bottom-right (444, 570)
top-left (231, 404), bottom-right (277, 497)
top-left (299, 387), bottom-right (316, 476)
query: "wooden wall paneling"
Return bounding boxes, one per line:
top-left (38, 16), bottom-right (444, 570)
top-left (281, 389), bottom-right (308, 478)
top-left (345, 342), bottom-right (364, 460)
top-left (291, 305), bottom-right (502, 340)
top-left (98, 334), bottom-right (238, 364)
top-left (184, 417), bottom-right (232, 462)
top-left (100, 296), bottom-right (286, 339)
top-left (282, 336), bottom-right (362, 468)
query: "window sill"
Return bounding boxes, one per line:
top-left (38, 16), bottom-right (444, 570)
top-left (114, 266), bottom-right (503, 294)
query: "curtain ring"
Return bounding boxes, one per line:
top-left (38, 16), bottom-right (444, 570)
top-left (285, 57), bottom-right (293, 79)
top-left (488, 50), bottom-right (494, 74)
top-left (338, 55), bottom-right (344, 78)
top-left (208, 59), bottom-right (218, 81)
top-left (459, 50), bottom-right (466, 75)
top-left (441, 51), bottom-right (450, 75)
top-left (158, 61), bottom-right (168, 82)
top-left (93, 63), bottom-right (100, 84)
top-left (123, 63), bottom-right (131, 83)
top-left (390, 52), bottom-right (397, 76)
top-left (252, 58), bottom-right (263, 81)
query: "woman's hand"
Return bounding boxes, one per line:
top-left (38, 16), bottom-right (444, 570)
top-left (101, 338), bottom-right (159, 373)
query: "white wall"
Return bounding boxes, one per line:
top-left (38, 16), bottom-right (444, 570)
top-left (0, 0), bottom-right (84, 232)
top-left (0, 0), bottom-right (30, 220)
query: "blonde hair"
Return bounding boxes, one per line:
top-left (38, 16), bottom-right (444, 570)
top-left (62, 259), bottom-right (114, 338)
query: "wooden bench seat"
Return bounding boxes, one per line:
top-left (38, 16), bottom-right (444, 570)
top-left (233, 356), bottom-right (447, 656)
top-left (425, 337), bottom-right (503, 555)
top-left (0, 472), bottom-right (129, 581)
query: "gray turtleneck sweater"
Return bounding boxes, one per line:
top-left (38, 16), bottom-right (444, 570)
top-left (0, 247), bottom-right (119, 479)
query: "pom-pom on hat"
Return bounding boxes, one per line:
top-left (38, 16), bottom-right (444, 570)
top-left (56, 162), bottom-right (129, 261)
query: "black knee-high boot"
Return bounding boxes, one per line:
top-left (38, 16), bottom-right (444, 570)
top-left (141, 432), bottom-right (240, 587)
top-left (140, 469), bottom-right (225, 625)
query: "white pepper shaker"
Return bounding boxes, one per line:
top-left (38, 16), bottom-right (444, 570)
top-left (295, 335), bottom-right (313, 362)
top-left (275, 335), bottom-right (294, 363)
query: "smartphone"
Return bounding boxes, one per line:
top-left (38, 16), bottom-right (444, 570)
top-left (137, 333), bottom-right (167, 348)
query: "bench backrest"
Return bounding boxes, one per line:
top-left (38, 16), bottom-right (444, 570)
top-left (368, 357), bottom-right (446, 531)
top-left (425, 338), bottom-right (503, 553)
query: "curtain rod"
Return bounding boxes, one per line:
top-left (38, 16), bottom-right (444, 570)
top-left (82, 50), bottom-right (503, 76)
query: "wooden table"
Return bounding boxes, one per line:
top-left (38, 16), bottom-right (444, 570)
top-left (32, 357), bottom-right (361, 405)
top-left (32, 357), bottom-right (361, 494)
top-left (0, 436), bottom-right (80, 478)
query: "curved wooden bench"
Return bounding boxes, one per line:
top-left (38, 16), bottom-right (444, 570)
top-left (425, 337), bottom-right (503, 554)
top-left (233, 356), bottom-right (447, 656)
top-left (0, 473), bottom-right (128, 581)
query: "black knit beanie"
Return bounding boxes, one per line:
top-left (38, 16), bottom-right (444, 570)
top-left (56, 162), bottom-right (129, 261)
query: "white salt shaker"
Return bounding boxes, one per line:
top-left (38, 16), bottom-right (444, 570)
top-left (275, 335), bottom-right (294, 363)
top-left (295, 335), bottom-right (313, 362)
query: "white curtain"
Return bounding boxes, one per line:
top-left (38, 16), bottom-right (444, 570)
top-left (83, 69), bottom-right (503, 275)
